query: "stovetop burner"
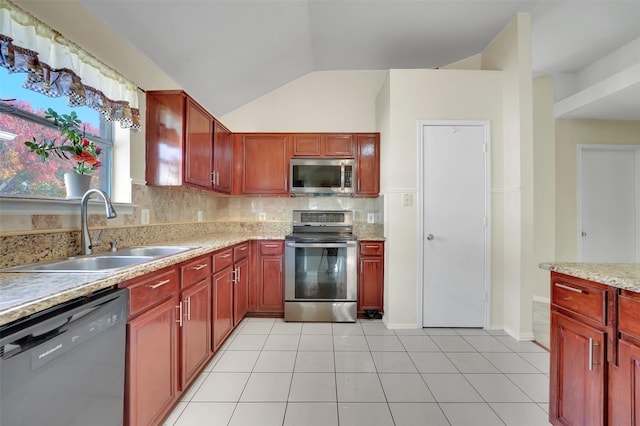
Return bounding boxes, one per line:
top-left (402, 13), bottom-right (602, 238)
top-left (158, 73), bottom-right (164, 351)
top-left (287, 209), bottom-right (356, 242)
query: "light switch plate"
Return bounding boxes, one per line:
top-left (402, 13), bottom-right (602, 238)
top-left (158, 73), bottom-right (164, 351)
top-left (197, 211), bottom-right (203, 222)
top-left (402, 193), bottom-right (413, 206)
top-left (259, 212), bottom-right (266, 221)
top-left (141, 209), bottom-right (150, 225)
top-left (367, 213), bottom-right (375, 223)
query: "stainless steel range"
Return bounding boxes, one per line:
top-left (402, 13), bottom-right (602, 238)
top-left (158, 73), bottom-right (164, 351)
top-left (284, 210), bottom-right (357, 322)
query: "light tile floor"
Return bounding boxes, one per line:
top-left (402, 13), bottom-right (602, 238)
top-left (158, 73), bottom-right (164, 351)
top-left (164, 318), bottom-right (550, 426)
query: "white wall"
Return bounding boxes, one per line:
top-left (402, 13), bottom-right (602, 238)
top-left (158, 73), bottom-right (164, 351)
top-left (481, 14), bottom-right (535, 340)
top-left (532, 76), bottom-right (556, 301)
top-left (221, 71), bottom-right (387, 132)
top-left (381, 69), bottom-right (504, 328)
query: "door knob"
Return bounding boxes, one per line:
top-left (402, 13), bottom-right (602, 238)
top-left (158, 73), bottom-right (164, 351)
top-left (426, 234), bottom-right (434, 241)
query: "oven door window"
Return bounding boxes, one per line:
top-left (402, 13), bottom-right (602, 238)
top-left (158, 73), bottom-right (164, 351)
top-left (294, 246), bottom-right (348, 300)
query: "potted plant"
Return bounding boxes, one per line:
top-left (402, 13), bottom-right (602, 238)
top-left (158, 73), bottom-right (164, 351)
top-left (24, 108), bottom-right (102, 198)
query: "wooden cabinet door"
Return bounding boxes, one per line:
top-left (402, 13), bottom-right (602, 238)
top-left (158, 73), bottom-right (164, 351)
top-left (257, 255), bottom-right (284, 313)
top-left (356, 133), bottom-right (380, 196)
top-left (185, 99), bottom-right (213, 188)
top-left (145, 92), bottom-right (185, 186)
top-left (180, 279), bottom-right (211, 389)
top-left (550, 313), bottom-right (606, 426)
top-left (613, 340), bottom-right (640, 425)
top-left (235, 134), bottom-right (289, 195)
top-left (325, 133), bottom-right (354, 157)
top-left (212, 267), bottom-right (234, 351)
top-left (233, 257), bottom-right (249, 325)
top-left (126, 297), bottom-right (179, 426)
top-left (291, 134), bottom-right (322, 157)
top-left (358, 259), bottom-right (384, 314)
top-left (213, 120), bottom-right (232, 193)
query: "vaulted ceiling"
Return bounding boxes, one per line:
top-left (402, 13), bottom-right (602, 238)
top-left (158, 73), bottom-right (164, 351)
top-left (79, 0), bottom-right (640, 120)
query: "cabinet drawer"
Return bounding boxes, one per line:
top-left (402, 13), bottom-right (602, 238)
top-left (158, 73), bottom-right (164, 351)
top-left (259, 240), bottom-right (284, 255)
top-left (126, 268), bottom-right (178, 318)
top-left (213, 248), bottom-right (233, 271)
top-left (234, 242), bottom-right (250, 261)
top-left (619, 290), bottom-right (640, 339)
top-left (181, 255), bottom-right (211, 289)
top-left (359, 241), bottom-right (384, 256)
top-left (551, 274), bottom-right (607, 324)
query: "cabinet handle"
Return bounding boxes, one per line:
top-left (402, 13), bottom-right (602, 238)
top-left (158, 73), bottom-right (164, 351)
top-left (221, 253), bottom-right (231, 258)
top-left (554, 283), bottom-right (585, 294)
top-left (231, 268), bottom-right (237, 284)
top-left (238, 246), bottom-right (247, 251)
top-left (588, 338), bottom-right (600, 371)
top-left (265, 244), bottom-right (278, 248)
top-left (365, 245), bottom-right (378, 249)
top-left (191, 264), bottom-right (208, 271)
top-left (176, 303), bottom-right (183, 327)
top-left (147, 279), bottom-right (171, 289)
top-left (211, 171), bottom-right (215, 184)
top-left (186, 297), bottom-right (191, 321)
top-left (236, 267), bottom-right (240, 283)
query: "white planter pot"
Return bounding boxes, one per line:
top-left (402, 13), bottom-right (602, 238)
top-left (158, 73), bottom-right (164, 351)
top-left (64, 173), bottom-right (92, 198)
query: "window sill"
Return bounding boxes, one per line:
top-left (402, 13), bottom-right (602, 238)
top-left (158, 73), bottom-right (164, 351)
top-left (0, 196), bottom-right (136, 215)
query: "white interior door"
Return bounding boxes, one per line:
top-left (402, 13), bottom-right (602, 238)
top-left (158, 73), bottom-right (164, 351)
top-left (579, 147), bottom-right (638, 262)
top-left (422, 123), bottom-right (489, 328)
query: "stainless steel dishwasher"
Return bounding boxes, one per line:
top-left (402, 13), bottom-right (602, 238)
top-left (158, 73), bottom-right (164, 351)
top-left (0, 287), bottom-right (127, 426)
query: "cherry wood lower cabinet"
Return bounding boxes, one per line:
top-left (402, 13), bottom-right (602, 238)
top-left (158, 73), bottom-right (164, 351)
top-left (548, 272), bottom-right (640, 426)
top-left (357, 240), bottom-right (384, 318)
top-left (550, 313), bottom-right (606, 425)
top-left (233, 246), bottom-right (250, 326)
top-left (248, 240), bottom-right (285, 316)
top-left (123, 268), bottom-right (180, 426)
top-left (212, 267), bottom-right (234, 351)
top-left (179, 279), bottom-right (211, 388)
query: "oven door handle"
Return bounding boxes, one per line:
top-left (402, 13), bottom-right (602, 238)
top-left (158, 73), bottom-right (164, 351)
top-left (285, 241), bottom-right (355, 248)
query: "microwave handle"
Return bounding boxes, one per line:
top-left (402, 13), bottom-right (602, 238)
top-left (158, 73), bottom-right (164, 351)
top-left (340, 163), bottom-right (345, 190)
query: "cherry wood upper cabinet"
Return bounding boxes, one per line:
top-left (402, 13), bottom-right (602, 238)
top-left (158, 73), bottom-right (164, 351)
top-left (356, 133), bottom-right (380, 197)
top-left (213, 120), bottom-right (232, 194)
top-left (185, 99), bottom-right (214, 188)
top-left (233, 133), bottom-right (289, 195)
top-left (146, 90), bottom-right (214, 190)
top-left (291, 133), bottom-right (355, 157)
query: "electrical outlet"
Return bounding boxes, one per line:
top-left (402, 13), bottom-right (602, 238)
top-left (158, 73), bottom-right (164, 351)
top-left (141, 209), bottom-right (150, 225)
top-left (402, 193), bottom-right (413, 206)
top-left (367, 213), bottom-right (375, 224)
top-left (197, 211), bottom-right (203, 222)
top-left (259, 212), bottom-right (266, 221)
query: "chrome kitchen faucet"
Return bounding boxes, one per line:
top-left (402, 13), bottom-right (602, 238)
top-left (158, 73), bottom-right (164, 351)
top-left (80, 188), bottom-right (117, 255)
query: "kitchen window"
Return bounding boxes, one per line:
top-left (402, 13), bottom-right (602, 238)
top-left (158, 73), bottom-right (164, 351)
top-left (0, 66), bottom-right (114, 198)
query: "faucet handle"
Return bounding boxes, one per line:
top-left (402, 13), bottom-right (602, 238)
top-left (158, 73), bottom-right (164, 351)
top-left (109, 240), bottom-right (119, 252)
top-left (90, 228), bottom-right (104, 249)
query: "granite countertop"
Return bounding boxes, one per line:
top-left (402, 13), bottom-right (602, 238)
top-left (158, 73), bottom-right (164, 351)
top-left (0, 233), bottom-right (286, 327)
top-left (539, 262), bottom-right (640, 292)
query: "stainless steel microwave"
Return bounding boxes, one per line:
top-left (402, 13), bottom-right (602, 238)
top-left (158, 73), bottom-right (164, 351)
top-left (290, 158), bottom-right (355, 196)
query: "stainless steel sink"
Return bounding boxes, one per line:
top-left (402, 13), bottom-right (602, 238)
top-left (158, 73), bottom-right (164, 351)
top-left (109, 246), bottom-right (194, 258)
top-left (2, 255), bottom-right (155, 273)
top-left (1, 246), bottom-right (197, 273)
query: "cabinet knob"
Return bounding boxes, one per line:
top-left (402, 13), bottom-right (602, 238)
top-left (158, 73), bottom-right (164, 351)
top-left (426, 234), bottom-right (435, 241)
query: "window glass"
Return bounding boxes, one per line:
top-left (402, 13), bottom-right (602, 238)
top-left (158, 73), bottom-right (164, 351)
top-left (0, 67), bottom-right (112, 197)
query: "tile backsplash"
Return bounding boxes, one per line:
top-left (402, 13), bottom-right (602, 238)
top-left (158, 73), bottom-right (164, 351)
top-left (0, 184), bottom-right (383, 268)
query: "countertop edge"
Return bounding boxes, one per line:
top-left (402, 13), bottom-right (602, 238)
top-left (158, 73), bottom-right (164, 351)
top-left (539, 262), bottom-right (640, 292)
top-left (0, 234), bottom-right (284, 327)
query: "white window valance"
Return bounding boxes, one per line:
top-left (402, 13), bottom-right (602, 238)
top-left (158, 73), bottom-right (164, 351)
top-left (0, 0), bottom-right (140, 130)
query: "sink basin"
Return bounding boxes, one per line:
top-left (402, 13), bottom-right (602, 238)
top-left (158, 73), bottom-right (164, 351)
top-left (1, 245), bottom-right (198, 273)
top-left (110, 246), bottom-right (195, 258)
top-left (2, 255), bottom-right (155, 273)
